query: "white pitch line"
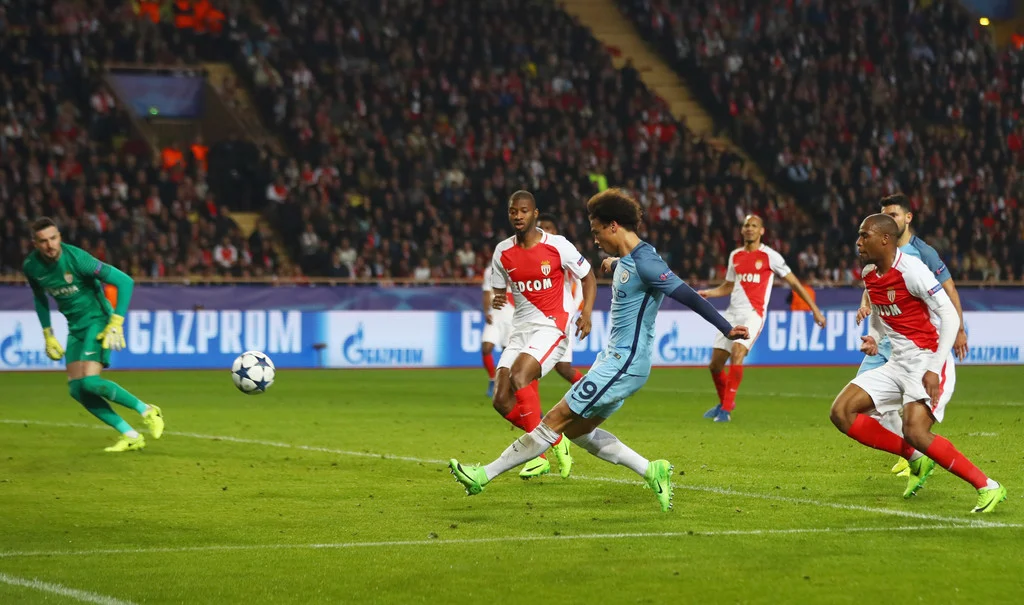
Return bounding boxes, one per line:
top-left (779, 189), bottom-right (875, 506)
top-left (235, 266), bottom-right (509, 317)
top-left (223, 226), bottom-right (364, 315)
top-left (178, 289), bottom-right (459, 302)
top-left (0, 419), bottom-right (1010, 528)
top-left (0, 524), bottom-right (1015, 560)
top-left (0, 572), bottom-right (137, 605)
top-left (573, 475), bottom-right (1012, 528)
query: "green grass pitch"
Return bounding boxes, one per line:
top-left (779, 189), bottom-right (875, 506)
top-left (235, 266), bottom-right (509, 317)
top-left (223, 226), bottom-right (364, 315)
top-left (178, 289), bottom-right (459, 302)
top-left (0, 366), bottom-right (1021, 604)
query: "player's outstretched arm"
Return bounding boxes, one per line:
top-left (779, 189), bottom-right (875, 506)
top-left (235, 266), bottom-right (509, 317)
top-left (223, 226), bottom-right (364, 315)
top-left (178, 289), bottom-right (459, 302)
top-left (633, 246), bottom-right (735, 336)
top-left (696, 280), bottom-right (733, 299)
top-left (783, 273), bottom-right (825, 327)
top-left (941, 280), bottom-right (968, 360)
top-left (916, 242), bottom-right (967, 359)
top-left (97, 264), bottom-right (135, 316)
top-left (25, 274), bottom-right (64, 360)
top-left (856, 288), bottom-right (871, 324)
top-left (576, 268), bottom-right (597, 338)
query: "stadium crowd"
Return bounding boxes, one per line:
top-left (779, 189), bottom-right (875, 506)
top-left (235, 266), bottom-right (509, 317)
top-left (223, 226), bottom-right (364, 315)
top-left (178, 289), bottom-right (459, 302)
top-left (2, 0), bottom-right (1021, 285)
top-left (231, 0), bottom-right (810, 284)
top-left (620, 0), bottom-right (1024, 283)
top-left (0, 0), bottom-right (277, 279)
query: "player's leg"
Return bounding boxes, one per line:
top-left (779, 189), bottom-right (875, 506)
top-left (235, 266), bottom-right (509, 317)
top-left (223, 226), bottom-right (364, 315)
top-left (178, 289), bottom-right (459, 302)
top-left (830, 369), bottom-right (917, 461)
top-left (899, 366), bottom-right (1005, 512)
top-left (489, 330), bottom-right (554, 478)
top-left (66, 358), bottom-right (144, 452)
top-left (508, 330), bottom-right (566, 478)
top-left (716, 343), bottom-right (750, 421)
top-left (76, 321), bottom-right (164, 439)
top-left (704, 346), bottom-right (731, 419)
top-left (859, 337), bottom-right (906, 474)
top-left (450, 359), bottom-right (673, 510)
top-left (553, 333), bottom-right (584, 386)
top-left (482, 341), bottom-right (497, 398)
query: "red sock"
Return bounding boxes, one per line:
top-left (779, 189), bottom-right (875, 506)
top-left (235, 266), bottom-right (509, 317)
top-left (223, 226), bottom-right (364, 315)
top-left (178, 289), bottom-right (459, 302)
top-left (504, 382), bottom-right (542, 432)
top-left (722, 366), bottom-right (744, 412)
top-left (711, 370), bottom-right (728, 404)
top-left (482, 352), bottom-right (496, 379)
top-left (925, 435), bottom-right (989, 489)
top-left (570, 370), bottom-right (584, 385)
top-left (504, 381), bottom-right (555, 454)
top-left (848, 414), bottom-right (917, 459)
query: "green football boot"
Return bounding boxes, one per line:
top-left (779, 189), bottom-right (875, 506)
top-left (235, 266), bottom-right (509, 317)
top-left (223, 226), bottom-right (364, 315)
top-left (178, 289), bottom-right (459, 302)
top-left (552, 439), bottom-right (573, 478)
top-left (449, 459), bottom-right (489, 495)
top-left (104, 434), bottom-right (146, 452)
top-left (519, 456), bottom-right (551, 479)
top-left (903, 456), bottom-right (936, 499)
top-left (643, 459), bottom-right (674, 512)
top-left (972, 484), bottom-right (1007, 514)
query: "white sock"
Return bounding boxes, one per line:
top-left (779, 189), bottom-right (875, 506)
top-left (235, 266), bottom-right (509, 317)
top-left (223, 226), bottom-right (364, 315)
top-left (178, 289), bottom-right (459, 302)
top-left (571, 428), bottom-right (649, 477)
top-left (908, 450), bottom-right (924, 462)
top-left (986, 478), bottom-right (1000, 490)
top-left (124, 430), bottom-right (140, 439)
top-left (483, 424), bottom-right (560, 481)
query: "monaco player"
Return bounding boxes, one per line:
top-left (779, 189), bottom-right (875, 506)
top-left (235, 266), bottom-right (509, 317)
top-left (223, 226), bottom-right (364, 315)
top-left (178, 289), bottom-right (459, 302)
top-left (830, 214), bottom-right (1005, 512)
top-left (698, 215), bottom-right (825, 422)
top-left (489, 191), bottom-right (597, 479)
top-left (481, 260), bottom-right (514, 398)
top-left (537, 214), bottom-right (586, 387)
top-left (854, 194), bottom-right (969, 478)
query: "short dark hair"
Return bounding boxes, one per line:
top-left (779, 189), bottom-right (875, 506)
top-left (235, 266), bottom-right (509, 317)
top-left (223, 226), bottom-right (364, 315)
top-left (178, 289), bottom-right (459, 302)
top-left (863, 213), bottom-right (900, 238)
top-left (880, 193), bottom-right (911, 213)
top-left (587, 188), bottom-right (642, 231)
top-left (31, 217), bottom-right (57, 233)
top-left (537, 213), bottom-right (558, 227)
top-left (508, 190), bottom-right (536, 208)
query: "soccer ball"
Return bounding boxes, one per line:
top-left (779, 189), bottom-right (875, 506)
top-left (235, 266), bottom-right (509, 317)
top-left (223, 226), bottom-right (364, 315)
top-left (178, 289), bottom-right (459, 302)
top-left (231, 351), bottom-right (276, 394)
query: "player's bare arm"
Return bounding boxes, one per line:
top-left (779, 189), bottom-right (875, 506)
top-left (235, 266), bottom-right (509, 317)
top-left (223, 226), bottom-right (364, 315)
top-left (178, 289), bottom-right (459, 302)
top-left (856, 288), bottom-right (872, 325)
top-left (575, 269), bottom-right (597, 339)
top-left (860, 313), bottom-right (882, 356)
top-left (482, 289), bottom-right (493, 324)
top-left (727, 326), bottom-right (749, 340)
top-left (783, 273), bottom-right (826, 327)
top-left (941, 279), bottom-right (969, 360)
top-left (697, 280), bottom-right (734, 299)
top-left (491, 288), bottom-right (507, 310)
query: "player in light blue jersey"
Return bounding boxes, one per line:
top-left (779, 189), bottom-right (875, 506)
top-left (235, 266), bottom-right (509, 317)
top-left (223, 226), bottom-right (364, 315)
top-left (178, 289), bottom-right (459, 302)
top-left (855, 194), bottom-right (969, 477)
top-left (450, 189), bottom-right (748, 511)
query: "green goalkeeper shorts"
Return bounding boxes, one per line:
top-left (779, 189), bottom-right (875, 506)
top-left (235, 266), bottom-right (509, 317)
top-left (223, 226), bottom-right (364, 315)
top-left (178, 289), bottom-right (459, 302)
top-left (65, 320), bottom-right (112, 368)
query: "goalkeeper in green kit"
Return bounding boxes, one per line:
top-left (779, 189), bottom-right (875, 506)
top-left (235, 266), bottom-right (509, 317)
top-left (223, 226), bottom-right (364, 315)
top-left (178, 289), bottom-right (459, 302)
top-left (22, 218), bottom-right (164, 452)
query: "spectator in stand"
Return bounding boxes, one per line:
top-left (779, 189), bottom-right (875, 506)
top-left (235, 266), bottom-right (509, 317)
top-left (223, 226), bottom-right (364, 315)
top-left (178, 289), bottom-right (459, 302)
top-left (621, 0), bottom-right (1024, 282)
top-left (228, 0), bottom-right (808, 285)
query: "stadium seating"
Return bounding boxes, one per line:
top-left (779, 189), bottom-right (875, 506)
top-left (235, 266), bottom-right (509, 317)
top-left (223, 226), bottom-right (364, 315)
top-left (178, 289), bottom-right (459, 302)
top-left (619, 0), bottom-right (1024, 283)
top-left (0, 0), bottom-right (275, 278)
top-left (233, 0), bottom-right (797, 282)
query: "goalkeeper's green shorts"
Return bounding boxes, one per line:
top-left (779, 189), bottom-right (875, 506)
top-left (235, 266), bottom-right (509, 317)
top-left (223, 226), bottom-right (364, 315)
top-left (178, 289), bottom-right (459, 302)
top-left (65, 319), bottom-right (112, 368)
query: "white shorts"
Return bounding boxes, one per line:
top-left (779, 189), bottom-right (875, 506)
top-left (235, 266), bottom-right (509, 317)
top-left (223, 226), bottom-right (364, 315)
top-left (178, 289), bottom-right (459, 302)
top-left (713, 309), bottom-right (765, 352)
top-left (482, 309), bottom-right (514, 348)
top-left (497, 324), bottom-right (568, 378)
top-left (850, 354), bottom-right (956, 422)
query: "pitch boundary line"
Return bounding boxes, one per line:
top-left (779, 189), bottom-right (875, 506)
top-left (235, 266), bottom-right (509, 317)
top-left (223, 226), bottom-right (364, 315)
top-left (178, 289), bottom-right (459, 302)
top-left (0, 524), bottom-right (1018, 560)
top-left (0, 572), bottom-right (137, 605)
top-left (0, 419), bottom-right (1010, 528)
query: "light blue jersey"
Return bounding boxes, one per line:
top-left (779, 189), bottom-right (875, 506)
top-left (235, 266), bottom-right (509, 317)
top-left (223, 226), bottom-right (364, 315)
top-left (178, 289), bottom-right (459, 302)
top-left (567, 241), bottom-right (734, 418)
top-left (857, 235), bottom-right (951, 374)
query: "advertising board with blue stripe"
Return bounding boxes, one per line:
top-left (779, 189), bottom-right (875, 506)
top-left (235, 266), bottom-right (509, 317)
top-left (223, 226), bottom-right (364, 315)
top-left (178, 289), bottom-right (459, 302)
top-left (1, 309), bottom-right (1020, 371)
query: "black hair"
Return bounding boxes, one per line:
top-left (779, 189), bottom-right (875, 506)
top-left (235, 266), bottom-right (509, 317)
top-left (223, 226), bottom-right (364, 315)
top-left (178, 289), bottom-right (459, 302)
top-left (879, 193), bottom-right (911, 213)
top-left (31, 217), bottom-right (57, 233)
top-left (587, 188), bottom-right (642, 231)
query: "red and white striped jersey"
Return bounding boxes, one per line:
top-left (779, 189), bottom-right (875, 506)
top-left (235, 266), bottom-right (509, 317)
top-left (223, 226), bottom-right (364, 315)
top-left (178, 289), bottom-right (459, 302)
top-left (725, 244), bottom-right (792, 317)
top-left (490, 230), bottom-right (591, 332)
top-left (482, 264), bottom-right (514, 320)
top-left (863, 251), bottom-right (950, 361)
